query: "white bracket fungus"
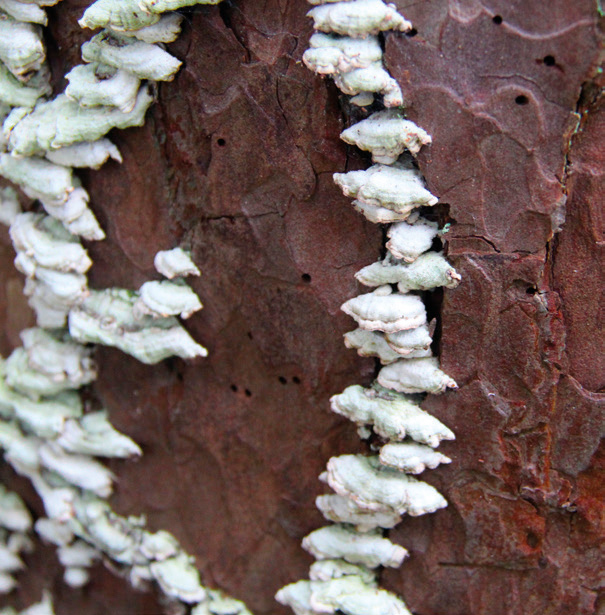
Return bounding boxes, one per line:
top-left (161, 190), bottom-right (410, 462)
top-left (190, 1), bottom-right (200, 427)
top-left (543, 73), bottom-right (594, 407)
top-left (378, 442), bottom-right (451, 474)
top-left (343, 328), bottom-right (430, 364)
top-left (334, 163), bottom-right (438, 216)
top-left (383, 321), bottom-right (433, 355)
top-left (377, 357), bottom-right (458, 394)
top-left (81, 31), bottom-right (182, 81)
top-left (303, 33), bottom-right (382, 75)
top-left (333, 63), bottom-right (403, 107)
top-left (79, 0), bottom-right (160, 32)
top-left (330, 384), bottom-right (455, 447)
top-left (322, 455), bottom-right (448, 516)
top-left (385, 216), bottom-right (439, 262)
top-left (0, 62), bottom-right (50, 108)
top-left (302, 524), bottom-right (408, 568)
top-left (340, 109), bottom-right (431, 163)
top-left (134, 279), bottom-right (203, 319)
top-left (154, 247), bottom-right (201, 279)
top-left (340, 285), bottom-right (426, 333)
top-left (139, 0), bottom-right (223, 12)
top-left (0, 14), bottom-right (44, 78)
top-left (307, 0), bottom-right (412, 38)
top-left (68, 288), bottom-right (208, 364)
top-left (315, 494), bottom-right (401, 532)
top-left (65, 63), bottom-right (141, 114)
top-left (45, 139), bottom-right (122, 169)
top-left (355, 251), bottom-right (461, 292)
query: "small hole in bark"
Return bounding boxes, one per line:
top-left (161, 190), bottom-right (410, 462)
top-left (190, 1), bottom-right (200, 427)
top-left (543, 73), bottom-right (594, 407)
top-left (405, 28), bottom-right (418, 37)
top-left (217, 138), bottom-right (226, 146)
top-left (515, 95), bottom-right (529, 105)
top-left (292, 376), bottom-right (301, 384)
top-left (526, 286), bottom-right (537, 295)
top-left (526, 531), bottom-right (540, 548)
top-left (247, 331), bottom-right (253, 340)
top-left (244, 389), bottom-right (252, 397)
top-left (543, 55), bottom-right (556, 66)
top-left (230, 384), bottom-right (238, 392)
top-left (278, 376), bottom-right (287, 385)
top-left (538, 557), bottom-right (548, 568)
top-left (492, 15), bottom-right (503, 24)
top-left (301, 273), bottom-right (312, 283)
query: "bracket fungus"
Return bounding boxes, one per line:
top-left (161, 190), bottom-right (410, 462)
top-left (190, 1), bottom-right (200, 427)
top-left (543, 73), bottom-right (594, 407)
top-left (302, 524), bottom-right (408, 568)
top-left (307, 0), bottom-right (412, 38)
top-left (340, 109), bottom-right (432, 162)
top-left (341, 285), bottom-right (426, 333)
top-left (334, 163), bottom-right (438, 215)
top-left (355, 251), bottom-right (461, 292)
top-left (79, 0), bottom-right (161, 32)
top-left (81, 32), bottom-right (182, 81)
top-left (65, 63), bottom-right (141, 114)
top-left (377, 357), bottom-right (458, 395)
top-left (303, 33), bottom-right (382, 75)
top-left (385, 216), bottom-right (440, 262)
top-left (68, 288), bottom-right (208, 364)
top-left (323, 455), bottom-right (448, 516)
top-left (378, 442), bottom-right (452, 474)
top-left (343, 328), bottom-right (430, 364)
top-left (154, 246), bottom-right (201, 278)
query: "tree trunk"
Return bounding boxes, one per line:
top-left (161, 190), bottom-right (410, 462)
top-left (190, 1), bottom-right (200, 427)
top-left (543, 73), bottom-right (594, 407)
top-left (0, 1), bottom-right (602, 614)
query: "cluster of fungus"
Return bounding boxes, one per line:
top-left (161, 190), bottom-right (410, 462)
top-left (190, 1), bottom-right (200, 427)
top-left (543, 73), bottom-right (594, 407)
top-left (276, 2), bottom-right (459, 614)
top-left (0, 1), bottom-right (252, 613)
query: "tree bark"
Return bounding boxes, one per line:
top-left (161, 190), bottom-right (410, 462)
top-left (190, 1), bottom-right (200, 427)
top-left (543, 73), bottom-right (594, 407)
top-left (0, 1), bottom-right (602, 614)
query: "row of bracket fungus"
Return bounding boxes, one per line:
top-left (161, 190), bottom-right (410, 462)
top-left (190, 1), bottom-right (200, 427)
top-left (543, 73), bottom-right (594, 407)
top-left (277, 2), bottom-right (459, 615)
top-left (0, 1), bottom-right (252, 614)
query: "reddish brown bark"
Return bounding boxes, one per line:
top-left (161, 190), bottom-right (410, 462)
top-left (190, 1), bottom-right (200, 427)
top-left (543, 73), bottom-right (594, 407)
top-left (0, 1), bottom-right (602, 614)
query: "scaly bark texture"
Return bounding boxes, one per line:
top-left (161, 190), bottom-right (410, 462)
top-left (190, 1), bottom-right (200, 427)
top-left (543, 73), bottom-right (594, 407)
top-left (0, 1), bottom-right (602, 614)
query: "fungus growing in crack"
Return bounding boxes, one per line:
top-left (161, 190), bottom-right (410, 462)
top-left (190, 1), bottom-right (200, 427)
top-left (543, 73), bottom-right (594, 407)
top-left (322, 454), bottom-right (448, 516)
top-left (65, 63), bottom-right (141, 114)
top-left (333, 63), bottom-right (403, 107)
top-left (79, 0), bottom-right (160, 32)
top-left (383, 321), bottom-right (433, 356)
top-left (340, 285), bottom-right (427, 333)
top-left (81, 31), bottom-right (182, 81)
top-left (134, 279), bottom-right (203, 319)
top-left (386, 216), bottom-right (439, 262)
top-left (343, 328), bottom-right (431, 364)
top-left (154, 247), bottom-right (201, 278)
top-left (377, 357), bottom-right (458, 395)
top-left (68, 288), bottom-right (208, 364)
top-left (0, 485), bottom-right (32, 533)
top-left (309, 559), bottom-right (376, 584)
top-left (302, 524), bottom-right (408, 568)
top-left (330, 383), bottom-right (455, 447)
top-left (334, 163), bottom-right (438, 215)
top-left (315, 493), bottom-right (402, 532)
top-left (307, 0), bottom-right (412, 38)
top-left (355, 251), bottom-right (461, 292)
top-left (378, 442), bottom-right (451, 474)
top-left (303, 33), bottom-right (382, 75)
top-left (340, 109), bottom-right (432, 162)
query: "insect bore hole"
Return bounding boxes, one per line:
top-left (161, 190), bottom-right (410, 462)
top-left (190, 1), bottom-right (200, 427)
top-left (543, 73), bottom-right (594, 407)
top-left (543, 55), bottom-right (556, 66)
top-left (515, 95), bottom-right (529, 106)
top-left (301, 273), bottom-right (312, 283)
top-left (492, 15), bottom-right (503, 24)
top-left (217, 138), bottom-right (226, 146)
top-left (278, 376), bottom-right (287, 385)
top-left (405, 27), bottom-right (418, 37)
